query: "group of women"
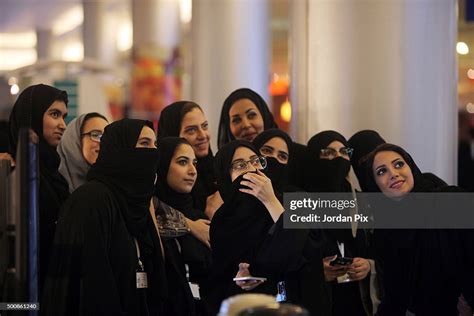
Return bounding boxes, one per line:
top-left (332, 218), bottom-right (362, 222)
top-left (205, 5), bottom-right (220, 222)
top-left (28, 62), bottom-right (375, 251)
top-left (2, 83), bottom-right (473, 316)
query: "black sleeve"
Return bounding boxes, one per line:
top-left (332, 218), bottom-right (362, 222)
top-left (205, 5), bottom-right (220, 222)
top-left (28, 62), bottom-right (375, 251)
top-left (41, 187), bottom-right (126, 316)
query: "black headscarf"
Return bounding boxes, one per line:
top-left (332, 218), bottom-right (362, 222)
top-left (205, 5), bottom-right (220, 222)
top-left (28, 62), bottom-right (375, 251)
top-left (348, 130), bottom-right (386, 191)
top-left (157, 101), bottom-right (216, 211)
top-left (365, 143), bottom-right (433, 194)
top-left (155, 137), bottom-right (197, 218)
top-left (218, 88), bottom-right (278, 149)
top-left (253, 129), bottom-right (295, 198)
top-left (87, 119), bottom-right (162, 278)
top-left (304, 130), bottom-right (352, 193)
top-left (157, 101), bottom-right (199, 138)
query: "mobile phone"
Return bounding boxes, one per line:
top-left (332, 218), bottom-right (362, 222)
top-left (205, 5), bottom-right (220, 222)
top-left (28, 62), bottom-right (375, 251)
top-left (329, 257), bottom-right (353, 266)
top-left (233, 276), bottom-right (267, 282)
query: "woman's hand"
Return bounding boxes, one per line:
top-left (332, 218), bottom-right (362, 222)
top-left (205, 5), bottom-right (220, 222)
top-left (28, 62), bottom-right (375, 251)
top-left (0, 152), bottom-right (15, 167)
top-left (239, 169), bottom-right (284, 222)
top-left (323, 255), bottom-right (349, 282)
top-left (239, 169), bottom-right (276, 204)
top-left (204, 191), bottom-right (223, 220)
top-left (234, 263), bottom-right (264, 291)
top-left (347, 257), bottom-right (371, 281)
top-left (185, 218), bottom-right (211, 248)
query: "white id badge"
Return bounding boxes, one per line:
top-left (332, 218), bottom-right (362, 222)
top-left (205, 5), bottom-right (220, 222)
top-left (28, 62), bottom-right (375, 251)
top-left (189, 282), bottom-right (200, 300)
top-left (137, 271), bottom-right (148, 289)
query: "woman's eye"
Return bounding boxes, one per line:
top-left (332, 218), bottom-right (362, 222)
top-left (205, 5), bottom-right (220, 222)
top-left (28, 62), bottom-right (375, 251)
top-left (177, 159), bottom-right (187, 166)
top-left (185, 128), bottom-right (196, 134)
top-left (231, 117), bottom-right (241, 125)
top-left (50, 111), bottom-right (60, 118)
top-left (193, 160), bottom-right (198, 166)
top-left (140, 141), bottom-right (150, 147)
top-left (202, 122), bottom-right (209, 130)
top-left (376, 168), bottom-right (386, 176)
top-left (247, 111), bottom-right (257, 119)
top-left (261, 147), bottom-right (272, 154)
top-left (394, 161), bottom-right (405, 168)
top-left (278, 154), bottom-right (289, 162)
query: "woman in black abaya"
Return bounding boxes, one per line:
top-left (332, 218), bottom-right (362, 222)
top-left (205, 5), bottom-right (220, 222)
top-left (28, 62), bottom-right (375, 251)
top-left (204, 140), bottom-right (281, 315)
top-left (154, 137), bottom-right (212, 316)
top-left (8, 84), bottom-right (70, 291)
top-left (42, 119), bottom-right (166, 316)
top-left (304, 130), bottom-right (374, 316)
top-left (366, 143), bottom-right (466, 316)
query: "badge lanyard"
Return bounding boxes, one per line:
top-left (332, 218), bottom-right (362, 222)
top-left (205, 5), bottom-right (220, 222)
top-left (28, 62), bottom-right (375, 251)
top-left (134, 238), bottom-right (148, 289)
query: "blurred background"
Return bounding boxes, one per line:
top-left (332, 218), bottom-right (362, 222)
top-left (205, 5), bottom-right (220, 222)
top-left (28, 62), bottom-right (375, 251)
top-left (0, 0), bottom-right (473, 185)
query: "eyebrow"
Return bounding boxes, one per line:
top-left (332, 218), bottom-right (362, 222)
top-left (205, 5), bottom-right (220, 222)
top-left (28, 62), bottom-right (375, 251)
top-left (176, 156), bottom-right (190, 160)
top-left (138, 137), bottom-right (153, 142)
top-left (375, 158), bottom-right (401, 170)
top-left (230, 108), bottom-right (257, 118)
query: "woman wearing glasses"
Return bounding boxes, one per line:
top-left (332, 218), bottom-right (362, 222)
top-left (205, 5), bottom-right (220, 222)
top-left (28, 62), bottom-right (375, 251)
top-left (305, 131), bottom-right (374, 316)
top-left (58, 112), bottom-right (109, 192)
top-left (204, 140), bottom-right (282, 315)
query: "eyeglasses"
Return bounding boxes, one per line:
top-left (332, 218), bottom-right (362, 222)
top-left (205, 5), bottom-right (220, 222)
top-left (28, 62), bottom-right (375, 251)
top-left (230, 156), bottom-right (267, 172)
top-left (320, 147), bottom-right (353, 159)
top-left (82, 130), bottom-right (103, 142)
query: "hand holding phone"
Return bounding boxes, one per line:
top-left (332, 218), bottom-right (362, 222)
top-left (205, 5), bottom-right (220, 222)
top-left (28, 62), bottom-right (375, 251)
top-left (329, 256), bottom-right (354, 266)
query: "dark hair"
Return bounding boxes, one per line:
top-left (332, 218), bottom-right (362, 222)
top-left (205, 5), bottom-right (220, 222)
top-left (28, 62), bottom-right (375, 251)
top-left (181, 102), bottom-right (202, 122)
top-left (80, 112), bottom-right (109, 135)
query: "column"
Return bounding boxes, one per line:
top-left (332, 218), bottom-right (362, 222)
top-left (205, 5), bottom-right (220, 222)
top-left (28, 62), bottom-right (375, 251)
top-left (191, 0), bottom-right (270, 149)
top-left (290, 0), bottom-right (457, 183)
top-left (131, 0), bottom-right (181, 120)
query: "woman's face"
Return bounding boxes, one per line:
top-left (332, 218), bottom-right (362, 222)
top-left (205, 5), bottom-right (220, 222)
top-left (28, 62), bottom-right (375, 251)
top-left (259, 137), bottom-right (289, 164)
top-left (319, 140), bottom-right (351, 161)
top-left (167, 144), bottom-right (198, 193)
top-left (43, 100), bottom-right (68, 147)
top-left (228, 98), bottom-right (264, 142)
top-left (135, 126), bottom-right (157, 148)
top-left (81, 117), bottom-right (108, 165)
top-left (179, 107), bottom-right (210, 158)
top-left (230, 146), bottom-right (264, 182)
top-left (372, 150), bottom-right (414, 199)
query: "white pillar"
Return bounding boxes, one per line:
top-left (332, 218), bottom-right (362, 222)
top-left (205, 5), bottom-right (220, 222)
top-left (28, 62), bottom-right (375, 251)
top-left (191, 0), bottom-right (270, 150)
top-left (132, 0), bottom-right (180, 53)
top-left (83, 0), bottom-right (117, 64)
top-left (36, 29), bottom-right (53, 61)
top-left (290, 0), bottom-right (457, 183)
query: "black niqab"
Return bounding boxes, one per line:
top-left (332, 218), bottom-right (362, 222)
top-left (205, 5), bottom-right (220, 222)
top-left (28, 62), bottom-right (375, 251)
top-left (304, 131), bottom-right (352, 193)
top-left (253, 129), bottom-right (296, 197)
top-left (217, 88), bottom-right (277, 149)
top-left (87, 119), bottom-right (160, 251)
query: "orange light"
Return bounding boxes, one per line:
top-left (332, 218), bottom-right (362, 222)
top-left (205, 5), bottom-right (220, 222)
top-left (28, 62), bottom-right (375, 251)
top-left (280, 99), bottom-right (292, 122)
